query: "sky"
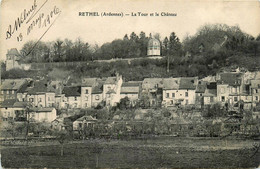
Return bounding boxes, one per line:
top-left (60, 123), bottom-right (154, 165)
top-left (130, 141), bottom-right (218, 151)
top-left (0, 0), bottom-right (260, 61)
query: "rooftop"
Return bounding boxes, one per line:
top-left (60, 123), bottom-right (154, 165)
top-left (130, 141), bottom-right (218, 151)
top-left (82, 78), bottom-right (99, 87)
top-left (104, 77), bottom-right (117, 85)
top-left (0, 99), bottom-right (17, 108)
top-left (179, 77), bottom-right (198, 90)
top-left (1, 79), bottom-right (27, 91)
top-left (218, 73), bottom-right (242, 86)
top-left (26, 81), bottom-right (55, 94)
top-left (62, 86), bottom-right (81, 97)
top-left (75, 115), bottom-right (97, 122)
top-left (7, 48), bottom-right (20, 56)
top-left (30, 107), bottom-right (55, 112)
top-left (142, 78), bottom-right (163, 89)
top-left (162, 78), bottom-right (180, 90)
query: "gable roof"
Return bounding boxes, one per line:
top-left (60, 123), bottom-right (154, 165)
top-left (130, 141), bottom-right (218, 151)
top-left (92, 84), bottom-right (103, 94)
top-left (75, 115), bottom-right (97, 122)
top-left (163, 78), bottom-right (180, 90)
top-left (218, 73), bottom-right (242, 86)
top-left (7, 48), bottom-right (20, 55)
top-left (0, 99), bottom-right (16, 108)
top-left (107, 89), bottom-right (116, 94)
top-left (62, 86), bottom-right (81, 97)
top-left (196, 81), bottom-right (207, 93)
top-left (13, 101), bottom-right (30, 108)
top-left (121, 83), bottom-right (140, 94)
top-left (1, 79), bottom-right (27, 91)
top-left (142, 78), bottom-right (163, 89)
top-left (82, 78), bottom-right (98, 87)
top-left (122, 82), bottom-right (141, 87)
top-left (104, 77), bottom-right (117, 84)
top-left (179, 77), bottom-right (197, 90)
top-left (30, 107), bottom-right (55, 112)
top-left (26, 81), bottom-right (55, 94)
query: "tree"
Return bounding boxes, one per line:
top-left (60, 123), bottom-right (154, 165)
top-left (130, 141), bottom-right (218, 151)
top-left (123, 34), bottom-right (129, 41)
top-left (118, 97), bottom-right (131, 110)
top-left (162, 37), bottom-right (169, 56)
top-left (53, 130), bottom-right (71, 156)
top-left (53, 39), bottom-right (64, 62)
top-left (168, 32), bottom-right (181, 56)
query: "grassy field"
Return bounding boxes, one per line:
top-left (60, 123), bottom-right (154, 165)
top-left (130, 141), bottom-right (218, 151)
top-left (1, 137), bottom-right (260, 168)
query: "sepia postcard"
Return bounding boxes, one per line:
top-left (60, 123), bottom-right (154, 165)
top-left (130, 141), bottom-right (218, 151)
top-left (0, 0), bottom-right (260, 168)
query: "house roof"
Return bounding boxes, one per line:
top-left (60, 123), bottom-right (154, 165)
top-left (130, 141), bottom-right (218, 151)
top-left (104, 77), bottom-right (117, 84)
top-left (179, 77), bottom-right (197, 90)
top-left (142, 78), bottom-right (163, 89)
top-left (26, 81), bottom-right (55, 94)
top-left (122, 82), bottom-right (141, 87)
top-left (1, 79), bottom-right (27, 91)
top-left (13, 101), bottom-right (30, 108)
top-left (196, 81), bottom-right (207, 93)
top-left (92, 84), bottom-right (103, 94)
top-left (121, 82), bottom-right (140, 94)
top-left (30, 107), bottom-right (55, 112)
top-left (7, 48), bottom-right (20, 56)
top-left (107, 89), bottom-right (116, 94)
top-left (82, 78), bottom-right (98, 87)
top-left (75, 115), bottom-right (97, 122)
top-left (62, 86), bottom-right (81, 97)
top-left (162, 78), bottom-right (180, 90)
top-left (121, 86), bottom-right (140, 94)
top-left (251, 79), bottom-right (260, 88)
top-left (218, 73), bottom-right (242, 86)
top-left (204, 88), bottom-right (217, 97)
top-left (0, 99), bottom-right (16, 108)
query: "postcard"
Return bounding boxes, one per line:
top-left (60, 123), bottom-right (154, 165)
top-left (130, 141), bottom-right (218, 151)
top-left (0, 0), bottom-right (260, 168)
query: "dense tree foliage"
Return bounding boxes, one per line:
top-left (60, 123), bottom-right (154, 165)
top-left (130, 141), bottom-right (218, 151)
top-left (2, 24), bottom-right (259, 81)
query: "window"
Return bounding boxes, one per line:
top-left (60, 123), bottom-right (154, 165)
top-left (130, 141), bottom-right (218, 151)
top-left (85, 96), bottom-right (88, 101)
top-left (221, 87), bottom-right (225, 94)
top-left (256, 96), bottom-right (259, 101)
top-left (85, 89), bottom-right (89, 94)
top-left (200, 93), bottom-right (202, 96)
top-left (39, 98), bottom-right (42, 102)
top-left (85, 103), bottom-right (88, 107)
top-left (234, 97), bottom-right (238, 102)
top-left (256, 89), bottom-right (258, 93)
top-left (95, 95), bottom-right (100, 100)
top-left (210, 97), bottom-right (214, 103)
top-left (221, 96), bottom-right (225, 102)
top-left (185, 100), bottom-right (189, 105)
top-left (170, 100), bottom-right (173, 105)
top-left (166, 93), bottom-right (169, 98)
top-left (185, 92), bottom-right (188, 97)
top-left (172, 93), bottom-right (175, 98)
top-left (74, 97), bottom-right (77, 101)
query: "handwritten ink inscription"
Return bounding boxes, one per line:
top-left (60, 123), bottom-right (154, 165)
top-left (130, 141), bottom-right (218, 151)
top-left (5, 0), bottom-right (61, 42)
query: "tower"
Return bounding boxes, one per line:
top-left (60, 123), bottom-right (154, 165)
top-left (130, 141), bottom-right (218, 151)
top-left (147, 38), bottom-right (161, 56)
top-left (6, 48), bottom-right (21, 71)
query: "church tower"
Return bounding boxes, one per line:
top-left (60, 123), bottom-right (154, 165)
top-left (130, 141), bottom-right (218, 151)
top-left (6, 48), bottom-right (21, 71)
top-left (147, 38), bottom-right (161, 56)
